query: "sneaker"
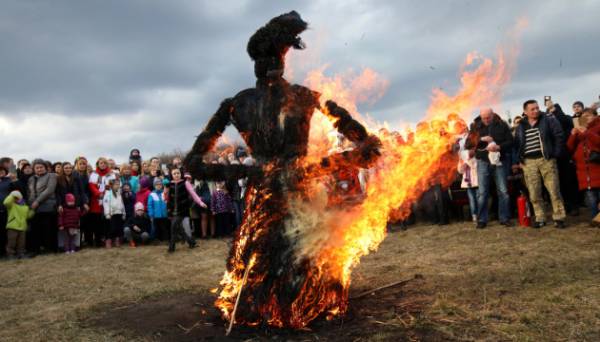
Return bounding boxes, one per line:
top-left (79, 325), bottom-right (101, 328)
top-left (533, 221), bottom-right (546, 229)
top-left (476, 222), bottom-right (486, 229)
top-left (554, 220), bottom-right (566, 229)
top-left (500, 221), bottom-right (514, 227)
top-left (70, 249), bottom-right (76, 254)
top-left (189, 241), bottom-right (197, 249)
top-left (129, 240), bottom-right (136, 248)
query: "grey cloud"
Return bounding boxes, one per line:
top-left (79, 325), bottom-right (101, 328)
top-left (1, 0), bottom-right (599, 161)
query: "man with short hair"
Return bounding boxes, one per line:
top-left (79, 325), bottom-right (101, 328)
top-left (514, 100), bottom-right (567, 228)
top-left (465, 108), bottom-right (513, 228)
top-left (572, 101), bottom-right (584, 118)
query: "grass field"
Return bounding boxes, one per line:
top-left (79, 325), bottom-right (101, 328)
top-left (1, 218), bottom-right (599, 341)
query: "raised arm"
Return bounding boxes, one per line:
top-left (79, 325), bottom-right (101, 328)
top-left (319, 100), bottom-right (381, 169)
top-left (184, 98), bottom-right (234, 171)
top-left (184, 98), bottom-right (262, 181)
top-left (185, 180), bottom-right (207, 208)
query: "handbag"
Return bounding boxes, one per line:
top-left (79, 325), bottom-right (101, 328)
top-left (589, 150), bottom-right (600, 163)
top-left (583, 140), bottom-right (600, 164)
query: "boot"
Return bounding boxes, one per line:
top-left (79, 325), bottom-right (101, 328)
top-left (105, 239), bottom-right (112, 249)
top-left (114, 238), bottom-right (121, 247)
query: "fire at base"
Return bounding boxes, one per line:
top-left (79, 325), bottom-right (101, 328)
top-left (184, 11), bottom-right (523, 329)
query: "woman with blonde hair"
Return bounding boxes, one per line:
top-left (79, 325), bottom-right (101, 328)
top-left (73, 156), bottom-right (92, 247)
top-left (87, 157), bottom-right (115, 247)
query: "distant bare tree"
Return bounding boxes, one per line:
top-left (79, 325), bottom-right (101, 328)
top-left (155, 148), bottom-right (187, 166)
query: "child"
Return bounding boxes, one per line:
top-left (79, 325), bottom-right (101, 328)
top-left (120, 163), bottom-right (140, 194)
top-left (211, 181), bottom-right (235, 236)
top-left (124, 202), bottom-right (151, 247)
top-left (147, 178), bottom-right (169, 241)
top-left (458, 129), bottom-right (479, 223)
top-left (121, 183), bottom-right (135, 220)
top-left (3, 191), bottom-right (34, 259)
top-left (135, 176), bottom-right (152, 211)
top-left (103, 179), bottom-right (125, 248)
top-left (58, 193), bottom-right (82, 254)
top-left (166, 169), bottom-right (205, 253)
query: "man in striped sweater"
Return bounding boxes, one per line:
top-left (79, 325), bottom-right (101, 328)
top-left (514, 100), bottom-right (567, 228)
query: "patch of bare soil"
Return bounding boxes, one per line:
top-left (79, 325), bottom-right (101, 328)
top-left (85, 275), bottom-right (444, 341)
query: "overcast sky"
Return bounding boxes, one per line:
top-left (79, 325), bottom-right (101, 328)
top-left (1, 0), bottom-right (599, 163)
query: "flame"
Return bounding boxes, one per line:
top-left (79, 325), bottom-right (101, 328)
top-left (426, 17), bottom-right (527, 121)
top-left (306, 66), bottom-right (389, 164)
top-left (215, 19), bottom-right (526, 329)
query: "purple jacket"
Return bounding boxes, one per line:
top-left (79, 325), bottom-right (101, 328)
top-left (211, 190), bottom-right (233, 215)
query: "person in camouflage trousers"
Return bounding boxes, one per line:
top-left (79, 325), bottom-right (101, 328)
top-left (514, 100), bottom-right (567, 228)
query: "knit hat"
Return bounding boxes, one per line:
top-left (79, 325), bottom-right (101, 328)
top-left (9, 190), bottom-right (22, 200)
top-left (65, 193), bottom-right (76, 206)
top-left (134, 202), bottom-right (145, 212)
top-left (139, 176), bottom-right (151, 189)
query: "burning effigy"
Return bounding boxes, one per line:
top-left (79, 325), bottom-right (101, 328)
top-left (185, 11), bottom-right (521, 331)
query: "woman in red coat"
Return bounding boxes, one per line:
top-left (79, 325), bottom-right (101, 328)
top-left (567, 110), bottom-right (600, 224)
top-left (87, 157), bottom-right (116, 246)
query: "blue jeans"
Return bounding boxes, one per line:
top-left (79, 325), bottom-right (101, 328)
top-left (466, 188), bottom-right (478, 217)
top-left (584, 189), bottom-right (599, 219)
top-left (477, 159), bottom-right (510, 223)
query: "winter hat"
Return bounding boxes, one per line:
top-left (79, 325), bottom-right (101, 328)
top-left (134, 202), bottom-right (145, 212)
top-left (139, 176), bottom-right (151, 189)
top-left (153, 177), bottom-right (163, 186)
top-left (9, 190), bottom-right (22, 200)
top-left (65, 193), bottom-right (76, 206)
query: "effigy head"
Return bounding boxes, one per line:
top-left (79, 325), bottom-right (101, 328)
top-left (247, 10), bottom-right (308, 79)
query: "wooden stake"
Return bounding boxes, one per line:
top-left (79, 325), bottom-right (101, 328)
top-left (350, 277), bottom-right (413, 300)
top-left (225, 257), bottom-right (253, 336)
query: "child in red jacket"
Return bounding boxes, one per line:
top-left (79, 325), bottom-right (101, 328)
top-left (58, 193), bottom-right (82, 254)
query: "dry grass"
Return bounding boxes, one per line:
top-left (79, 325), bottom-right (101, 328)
top-left (1, 218), bottom-right (599, 341)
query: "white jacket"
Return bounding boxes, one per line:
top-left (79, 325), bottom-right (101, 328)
top-left (458, 135), bottom-right (479, 188)
top-left (103, 190), bottom-right (125, 219)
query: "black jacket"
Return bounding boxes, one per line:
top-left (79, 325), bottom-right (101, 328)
top-left (167, 180), bottom-right (191, 217)
top-left (9, 173), bottom-right (32, 203)
top-left (514, 114), bottom-right (564, 163)
top-left (73, 171), bottom-right (90, 204)
top-left (125, 214), bottom-right (151, 233)
top-left (465, 114), bottom-right (513, 162)
top-left (56, 174), bottom-right (88, 209)
top-left (549, 104), bottom-right (573, 158)
top-left (0, 176), bottom-right (11, 212)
